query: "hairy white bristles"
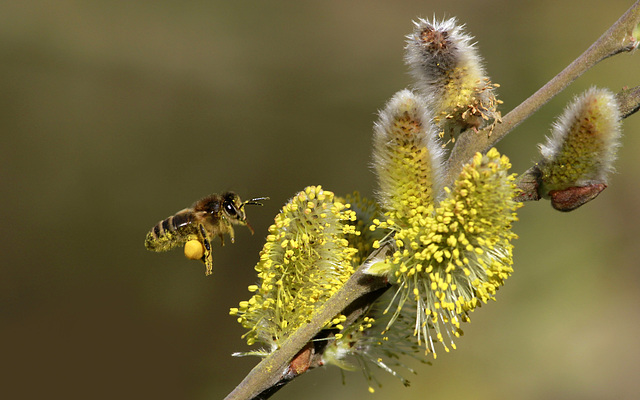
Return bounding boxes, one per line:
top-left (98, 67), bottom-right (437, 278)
top-left (539, 87), bottom-right (621, 189)
top-left (405, 17), bottom-right (481, 93)
top-left (405, 17), bottom-right (500, 140)
top-left (372, 89), bottom-right (444, 222)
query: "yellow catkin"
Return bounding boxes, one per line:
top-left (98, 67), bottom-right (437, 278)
top-left (232, 186), bottom-right (359, 349)
top-left (377, 148), bottom-right (520, 359)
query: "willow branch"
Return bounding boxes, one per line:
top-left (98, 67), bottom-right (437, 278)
top-left (444, 0), bottom-right (640, 187)
top-left (616, 84), bottom-right (640, 118)
top-left (224, 246), bottom-right (391, 400)
top-left (225, 3), bottom-right (640, 399)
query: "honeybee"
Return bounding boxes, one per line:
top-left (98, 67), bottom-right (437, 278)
top-left (145, 192), bottom-right (268, 275)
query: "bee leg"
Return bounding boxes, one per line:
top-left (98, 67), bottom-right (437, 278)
top-left (228, 225), bottom-right (236, 244)
top-left (199, 224), bottom-right (214, 275)
top-left (202, 238), bottom-right (214, 275)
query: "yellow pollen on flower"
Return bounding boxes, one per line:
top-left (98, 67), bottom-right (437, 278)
top-left (373, 148), bottom-right (519, 363)
top-left (231, 186), bottom-right (360, 349)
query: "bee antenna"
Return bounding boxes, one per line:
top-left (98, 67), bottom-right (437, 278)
top-left (241, 196), bottom-right (270, 209)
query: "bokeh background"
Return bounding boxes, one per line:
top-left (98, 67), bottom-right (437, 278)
top-left (2, 0), bottom-right (639, 399)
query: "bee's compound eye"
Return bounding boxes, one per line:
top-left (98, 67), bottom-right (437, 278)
top-left (184, 240), bottom-right (204, 260)
top-left (224, 201), bottom-right (237, 216)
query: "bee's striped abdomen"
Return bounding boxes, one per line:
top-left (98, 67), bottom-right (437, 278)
top-left (145, 209), bottom-right (197, 252)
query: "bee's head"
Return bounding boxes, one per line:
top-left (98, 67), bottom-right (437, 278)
top-left (221, 192), bottom-right (269, 234)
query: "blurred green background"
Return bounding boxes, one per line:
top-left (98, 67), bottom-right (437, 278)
top-left (1, 0), bottom-right (639, 399)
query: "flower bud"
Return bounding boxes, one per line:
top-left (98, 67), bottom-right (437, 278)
top-left (372, 89), bottom-right (444, 224)
top-left (538, 87), bottom-right (621, 210)
top-left (405, 18), bottom-right (501, 140)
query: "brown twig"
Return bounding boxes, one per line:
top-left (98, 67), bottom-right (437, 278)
top-left (616, 84), bottom-right (640, 118)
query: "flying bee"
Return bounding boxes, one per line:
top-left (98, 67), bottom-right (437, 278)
top-left (145, 192), bottom-right (268, 275)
